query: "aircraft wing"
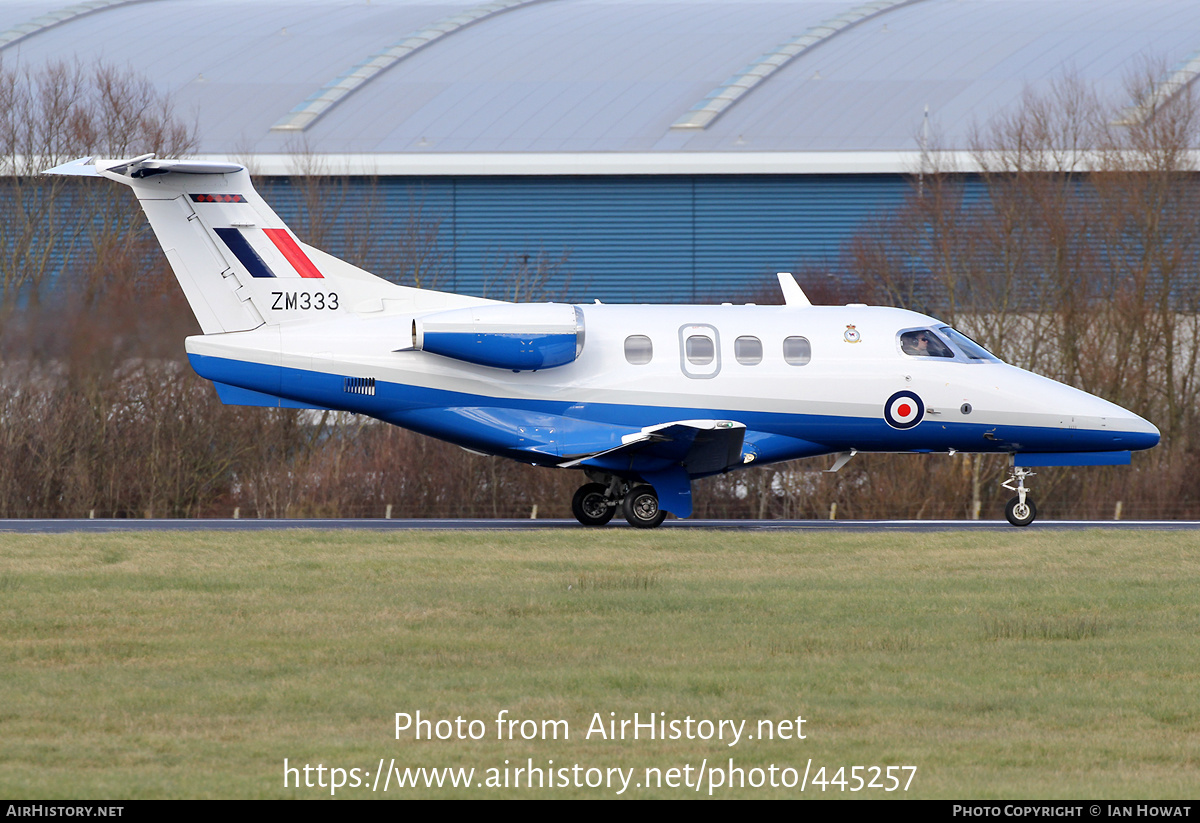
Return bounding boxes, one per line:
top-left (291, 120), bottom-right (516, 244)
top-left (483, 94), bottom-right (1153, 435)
top-left (393, 408), bottom-right (745, 518)
top-left (561, 419), bottom-right (747, 519)
top-left (559, 419), bottom-right (746, 473)
top-left (396, 407), bottom-right (745, 471)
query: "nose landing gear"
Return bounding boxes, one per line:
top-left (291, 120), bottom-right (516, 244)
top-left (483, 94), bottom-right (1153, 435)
top-left (1002, 466), bottom-right (1037, 526)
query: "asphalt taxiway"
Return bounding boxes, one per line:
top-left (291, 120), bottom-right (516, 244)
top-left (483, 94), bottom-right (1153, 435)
top-left (2, 519), bottom-right (1198, 533)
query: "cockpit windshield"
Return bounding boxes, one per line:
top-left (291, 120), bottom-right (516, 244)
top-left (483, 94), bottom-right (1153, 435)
top-left (938, 327), bottom-right (1000, 362)
top-left (899, 329), bottom-right (954, 357)
top-left (899, 327), bottom-right (1002, 362)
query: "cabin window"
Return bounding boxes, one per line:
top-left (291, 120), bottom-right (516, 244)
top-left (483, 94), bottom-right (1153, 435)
top-left (678, 323), bottom-right (721, 379)
top-left (735, 336), bottom-right (762, 365)
top-left (625, 335), bottom-right (653, 365)
top-left (686, 335), bottom-right (715, 365)
top-left (900, 329), bottom-right (953, 358)
top-left (783, 336), bottom-right (811, 366)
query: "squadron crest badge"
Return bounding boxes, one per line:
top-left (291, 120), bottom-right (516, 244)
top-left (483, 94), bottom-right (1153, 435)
top-left (844, 324), bottom-right (861, 343)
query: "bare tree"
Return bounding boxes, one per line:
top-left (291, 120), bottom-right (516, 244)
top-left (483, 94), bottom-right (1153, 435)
top-left (483, 247), bottom-right (574, 302)
top-left (0, 59), bottom-right (196, 313)
top-left (1087, 61), bottom-right (1200, 443)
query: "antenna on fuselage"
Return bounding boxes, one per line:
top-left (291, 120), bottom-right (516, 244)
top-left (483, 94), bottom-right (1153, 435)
top-left (776, 272), bottom-right (812, 307)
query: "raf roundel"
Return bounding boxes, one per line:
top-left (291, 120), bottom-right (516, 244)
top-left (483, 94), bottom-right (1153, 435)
top-left (884, 390), bottom-right (924, 429)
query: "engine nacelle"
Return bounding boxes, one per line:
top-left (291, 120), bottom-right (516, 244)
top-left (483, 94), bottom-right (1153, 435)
top-left (413, 304), bottom-right (584, 371)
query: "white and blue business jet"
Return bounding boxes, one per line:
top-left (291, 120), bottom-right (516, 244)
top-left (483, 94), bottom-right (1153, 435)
top-left (48, 156), bottom-right (1159, 527)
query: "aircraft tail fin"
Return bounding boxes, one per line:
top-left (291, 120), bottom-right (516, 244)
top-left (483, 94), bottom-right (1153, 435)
top-left (45, 155), bottom-right (490, 333)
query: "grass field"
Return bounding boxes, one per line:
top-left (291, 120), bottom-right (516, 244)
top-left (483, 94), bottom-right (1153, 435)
top-left (1, 528), bottom-right (1197, 799)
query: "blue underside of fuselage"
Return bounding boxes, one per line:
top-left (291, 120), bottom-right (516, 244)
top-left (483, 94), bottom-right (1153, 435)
top-left (188, 353), bottom-right (1156, 472)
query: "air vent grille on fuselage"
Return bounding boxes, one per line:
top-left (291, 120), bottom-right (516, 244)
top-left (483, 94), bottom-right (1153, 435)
top-left (344, 377), bottom-right (376, 396)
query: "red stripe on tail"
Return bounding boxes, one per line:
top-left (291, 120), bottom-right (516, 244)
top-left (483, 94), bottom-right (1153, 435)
top-left (263, 228), bottom-right (324, 279)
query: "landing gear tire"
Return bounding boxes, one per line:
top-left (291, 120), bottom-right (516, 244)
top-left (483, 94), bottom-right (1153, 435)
top-left (622, 485), bottom-right (666, 529)
top-left (1002, 466), bottom-right (1038, 527)
top-left (1005, 496), bottom-right (1037, 527)
top-left (572, 483), bottom-right (614, 526)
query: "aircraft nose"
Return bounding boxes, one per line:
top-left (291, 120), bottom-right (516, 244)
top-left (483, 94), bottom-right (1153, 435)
top-left (1074, 392), bottom-right (1160, 452)
top-left (1119, 411), bottom-right (1160, 451)
top-left (1023, 372), bottom-right (1162, 453)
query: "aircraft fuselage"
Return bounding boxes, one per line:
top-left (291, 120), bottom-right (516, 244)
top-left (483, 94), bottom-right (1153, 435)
top-left (186, 302), bottom-right (1159, 471)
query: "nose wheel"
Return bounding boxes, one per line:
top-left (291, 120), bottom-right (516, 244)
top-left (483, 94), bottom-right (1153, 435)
top-left (1002, 466), bottom-right (1037, 526)
top-left (1004, 495), bottom-right (1037, 527)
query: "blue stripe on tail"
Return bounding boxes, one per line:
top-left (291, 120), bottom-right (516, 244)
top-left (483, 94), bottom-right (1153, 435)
top-left (214, 227), bottom-right (275, 278)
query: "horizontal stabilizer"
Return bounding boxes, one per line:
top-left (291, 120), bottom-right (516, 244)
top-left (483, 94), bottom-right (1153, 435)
top-left (122, 159), bottom-right (245, 175)
top-left (44, 155), bottom-right (246, 177)
top-left (42, 157), bottom-right (101, 176)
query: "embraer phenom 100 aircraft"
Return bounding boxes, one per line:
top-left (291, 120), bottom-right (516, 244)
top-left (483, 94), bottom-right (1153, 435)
top-left (48, 156), bottom-right (1159, 527)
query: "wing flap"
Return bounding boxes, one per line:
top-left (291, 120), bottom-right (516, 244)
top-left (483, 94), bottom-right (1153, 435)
top-left (561, 418), bottom-right (746, 475)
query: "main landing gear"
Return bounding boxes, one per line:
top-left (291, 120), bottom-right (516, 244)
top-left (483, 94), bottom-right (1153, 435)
top-left (1002, 466), bottom-right (1037, 527)
top-left (571, 483), bottom-right (615, 526)
top-left (570, 477), bottom-right (666, 529)
top-left (622, 485), bottom-right (666, 529)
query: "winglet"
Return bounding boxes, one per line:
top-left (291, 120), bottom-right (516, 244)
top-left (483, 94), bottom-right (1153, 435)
top-left (777, 272), bottom-right (812, 306)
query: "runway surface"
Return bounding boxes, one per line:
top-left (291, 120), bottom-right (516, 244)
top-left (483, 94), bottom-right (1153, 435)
top-left (2, 518), bottom-right (1199, 533)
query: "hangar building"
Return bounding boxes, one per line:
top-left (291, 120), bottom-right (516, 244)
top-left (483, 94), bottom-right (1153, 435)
top-left (5, 0), bottom-right (1200, 302)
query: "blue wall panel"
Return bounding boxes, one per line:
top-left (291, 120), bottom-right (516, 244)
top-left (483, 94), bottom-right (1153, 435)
top-left (257, 174), bottom-right (918, 304)
top-left (450, 176), bottom-right (695, 302)
top-left (694, 175), bottom-right (912, 302)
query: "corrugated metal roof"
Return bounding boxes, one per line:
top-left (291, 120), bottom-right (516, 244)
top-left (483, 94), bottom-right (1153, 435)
top-left (5, 0), bottom-right (1200, 160)
top-left (682, 0), bottom-right (1198, 151)
top-left (0, 0), bottom-right (152, 50)
top-left (671, 0), bottom-right (928, 130)
top-left (270, 0), bottom-right (559, 133)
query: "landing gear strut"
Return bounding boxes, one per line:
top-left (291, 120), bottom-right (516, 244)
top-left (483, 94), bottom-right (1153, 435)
top-left (1002, 466), bottom-right (1037, 527)
top-left (570, 476), bottom-right (667, 529)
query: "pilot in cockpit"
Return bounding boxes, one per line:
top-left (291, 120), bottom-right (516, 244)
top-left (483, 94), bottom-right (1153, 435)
top-left (901, 330), bottom-right (953, 357)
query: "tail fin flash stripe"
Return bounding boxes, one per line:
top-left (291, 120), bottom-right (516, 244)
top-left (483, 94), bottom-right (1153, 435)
top-left (264, 228), bottom-right (325, 279)
top-left (191, 194), bottom-right (247, 203)
top-left (214, 227), bottom-right (276, 278)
